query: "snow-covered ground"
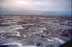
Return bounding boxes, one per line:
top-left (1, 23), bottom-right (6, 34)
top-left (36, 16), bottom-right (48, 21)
top-left (0, 15), bottom-right (72, 47)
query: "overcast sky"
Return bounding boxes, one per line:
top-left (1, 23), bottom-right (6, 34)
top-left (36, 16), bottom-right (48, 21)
top-left (0, 0), bottom-right (71, 16)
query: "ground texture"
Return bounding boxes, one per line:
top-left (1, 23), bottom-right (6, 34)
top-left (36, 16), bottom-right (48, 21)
top-left (0, 15), bottom-right (72, 47)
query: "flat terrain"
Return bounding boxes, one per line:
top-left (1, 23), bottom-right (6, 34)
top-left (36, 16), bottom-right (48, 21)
top-left (0, 15), bottom-right (72, 47)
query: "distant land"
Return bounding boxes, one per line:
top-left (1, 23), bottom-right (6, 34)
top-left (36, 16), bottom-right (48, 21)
top-left (0, 9), bottom-right (71, 16)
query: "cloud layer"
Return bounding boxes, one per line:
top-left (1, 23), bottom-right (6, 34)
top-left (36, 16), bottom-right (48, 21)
top-left (0, 0), bottom-right (71, 16)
